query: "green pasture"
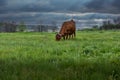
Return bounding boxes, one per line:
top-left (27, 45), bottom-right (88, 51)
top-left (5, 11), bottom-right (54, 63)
top-left (0, 31), bottom-right (120, 80)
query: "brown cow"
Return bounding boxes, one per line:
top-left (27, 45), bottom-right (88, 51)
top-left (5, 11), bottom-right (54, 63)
top-left (56, 19), bottom-right (76, 41)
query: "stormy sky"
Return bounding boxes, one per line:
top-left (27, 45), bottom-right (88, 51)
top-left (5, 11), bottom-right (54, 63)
top-left (0, 0), bottom-right (120, 26)
top-left (1, 0), bottom-right (120, 13)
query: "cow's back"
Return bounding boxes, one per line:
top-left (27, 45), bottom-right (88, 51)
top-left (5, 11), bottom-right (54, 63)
top-left (59, 20), bottom-right (76, 35)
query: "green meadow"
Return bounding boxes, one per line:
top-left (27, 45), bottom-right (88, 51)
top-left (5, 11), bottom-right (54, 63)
top-left (0, 31), bottom-right (120, 80)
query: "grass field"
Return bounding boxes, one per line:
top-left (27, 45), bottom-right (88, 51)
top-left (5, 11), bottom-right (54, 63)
top-left (0, 31), bottom-right (120, 80)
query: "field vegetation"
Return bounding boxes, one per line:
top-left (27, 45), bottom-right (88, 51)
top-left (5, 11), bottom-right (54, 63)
top-left (0, 31), bottom-right (120, 80)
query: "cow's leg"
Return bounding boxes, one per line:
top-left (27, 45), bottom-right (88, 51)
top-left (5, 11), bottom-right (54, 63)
top-left (66, 34), bottom-right (68, 40)
top-left (68, 35), bottom-right (71, 39)
top-left (74, 32), bottom-right (76, 38)
top-left (63, 36), bottom-right (65, 40)
top-left (71, 34), bottom-right (73, 39)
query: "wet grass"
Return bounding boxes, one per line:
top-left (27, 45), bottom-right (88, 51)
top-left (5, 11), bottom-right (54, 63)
top-left (0, 31), bottom-right (120, 80)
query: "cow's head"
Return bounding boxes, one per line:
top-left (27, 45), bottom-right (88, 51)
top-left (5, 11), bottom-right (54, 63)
top-left (56, 33), bottom-right (62, 41)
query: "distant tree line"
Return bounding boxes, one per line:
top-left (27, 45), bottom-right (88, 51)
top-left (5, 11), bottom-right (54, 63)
top-left (18, 21), bottom-right (26, 32)
top-left (0, 21), bottom-right (58, 32)
top-left (0, 21), bottom-right (27, 32)
top-left (0, 22), bottom-right (17, 32)
top-left (80, 23), bottom-right (120, 31)
top-left (87, 19), bottom-right (120, 31)
top-left (99, 24), bottom-right (120, 30)
top-left (99, 18), bottom-right (120, 30)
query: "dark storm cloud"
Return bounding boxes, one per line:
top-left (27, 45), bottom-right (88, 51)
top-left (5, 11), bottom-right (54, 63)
top-left (0, 0), bottom-right (120, 14)
top-left (83, 0), bottom-right (120, 13)
top-left (1, 0), bottom-right (120, 23)
top-left (68, 0), bottom-right (120, 14)
top-left (112, 0), bottom-right (120, 9)
top-left (19, 4), bottom-right (53, 12)
top-left (0, 0), bottom-right (6, 6)
top-left (18, 0), bottom-right (79, 12)
top-left (85, 0), bottom-right (105, 10)
top-left (0, 0), bottom-right (7, 13)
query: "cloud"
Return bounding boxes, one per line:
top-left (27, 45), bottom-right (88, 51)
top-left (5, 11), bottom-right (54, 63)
top-left (0, 0), bottom-right (89, 13)
top-left (0, 0), bottom-right (51, 13)
top-left (68, 0), bottom-right (120, 14)
top-left (85, 0), bottom-right (106, 10)
top-left (0, 0), bottom-right (6, 6)
top-left (0, 0), bottom-right (120, 14)
top-left (82, 0), bottom-right (120, 13)
top-left (0, 0), bottom-right (120, 23)
top-left (0, 0), bottom-right (7, 13)
top-left (111, 0), bottom-right (120, 13)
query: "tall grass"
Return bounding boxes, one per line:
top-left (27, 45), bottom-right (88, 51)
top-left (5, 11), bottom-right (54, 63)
top-left (0, 31), bottom-right (120, 80)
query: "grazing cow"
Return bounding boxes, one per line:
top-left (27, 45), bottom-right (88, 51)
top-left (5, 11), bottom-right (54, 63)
top-left (56, 19), bottom-right (76, 41)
